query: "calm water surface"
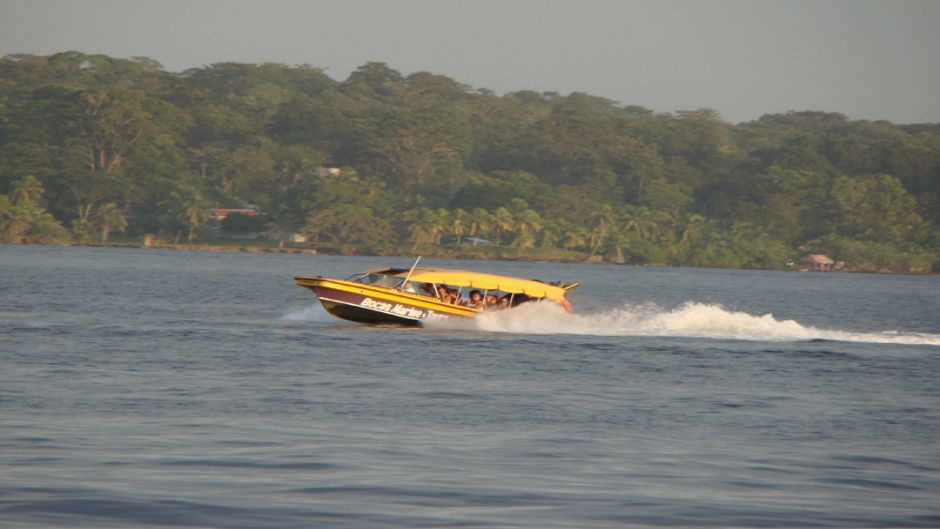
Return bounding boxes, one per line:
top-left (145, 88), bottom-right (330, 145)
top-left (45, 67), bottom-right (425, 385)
top-left (1, 245), bottom-right (939, 528)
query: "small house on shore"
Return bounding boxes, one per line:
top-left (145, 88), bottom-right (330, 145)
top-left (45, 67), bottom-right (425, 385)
top-left (210, 207), bottom-right (259, 222)
top-left (800, 254), bottom-right (835, 271)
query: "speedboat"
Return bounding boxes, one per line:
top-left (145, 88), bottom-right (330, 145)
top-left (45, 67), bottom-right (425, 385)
top-left (295, 259), bottom-right (578, 326)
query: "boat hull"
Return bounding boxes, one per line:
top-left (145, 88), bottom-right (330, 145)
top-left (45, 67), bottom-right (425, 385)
top-left (295, 277), bottom-right (475, 325)
top-left (318, 298), bottom-right (420, 325)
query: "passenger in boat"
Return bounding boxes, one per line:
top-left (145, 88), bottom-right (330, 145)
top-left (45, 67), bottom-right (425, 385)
top-left (437, 285), bottom-right (457, 304)
top-left (420, 283), bottom-right (436, 297)
top-left (465, 290), bottom-right (484, 309)
top-left (499, 295), bottom-right (511, 309)
top-left (403, 281), bottom-right (416, 293)
top-left (484, 293), bottom-right (499, 309)
top-left (449, 287), bottom-right (463, 305)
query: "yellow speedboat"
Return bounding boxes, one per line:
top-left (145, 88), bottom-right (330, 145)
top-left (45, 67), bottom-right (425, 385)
top-left (295, 260), bottom-right (578, 325)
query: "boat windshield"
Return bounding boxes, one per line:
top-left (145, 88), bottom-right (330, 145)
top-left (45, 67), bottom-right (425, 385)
top-left (346, 272), bottom-right (405, 289)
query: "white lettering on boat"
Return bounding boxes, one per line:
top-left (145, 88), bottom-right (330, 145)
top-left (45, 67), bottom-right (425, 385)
top-left (360, 297), bottom-right (394, 312)
top-left (424, 310), bottom-right (449, 320)
top-left (359, 297), bottom-right (450, 320)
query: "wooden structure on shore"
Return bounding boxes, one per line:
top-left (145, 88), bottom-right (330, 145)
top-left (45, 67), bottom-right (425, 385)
top-left (800, 254), bottom-right (835, 271)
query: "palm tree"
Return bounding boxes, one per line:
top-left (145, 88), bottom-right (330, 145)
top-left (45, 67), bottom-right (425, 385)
top-left (468, 208), bottom-right (492, 244)
top-left (604, 226), bottom-right (631, 264)
top-left (560, 225), bottom-right (589, 251)
top-left (621, 205), bottom-right (663, 242)
top-left (92, 203), bottom-right (127, 243)
top-left (492, 207), bottom-right (515, 246)
top-left (70, 218), bottom-right (95, 244)
top-left (511, 232), bottom-right (536, 249)
top-left (12, 175), bottom-right (44, 204)
top-left (184, 203), bottom-right (210, 243)
top-left (679, 214), bottom-right (709, 248)
top-left (0, 195), bottom-right (29, 242)
top-left (538, 221), bottom-right (561, 248)
top-left (450, 208), bottom-right (468, 244)
top-left (26, 207), bottom-right (68, 243)
top-left (515, 209), bottom-right (543, 239)
top-left (511, 210), bottom-right (542, 249)
top-left (1, 194), bottom-right (67, 243)
top-left (405, 208), bottom-right (437, 250)
top-left (433, 208), bottom-right (451, 244)
top-left (588, 204), bottom-right (616, 256)
top-left (2, 176), bottom-right (45, 242)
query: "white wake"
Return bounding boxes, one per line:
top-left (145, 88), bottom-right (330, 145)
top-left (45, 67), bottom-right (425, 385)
top-left (280, 306), bottom-right (334, 322)
top-left (435, 302), bottom-right (940, 346)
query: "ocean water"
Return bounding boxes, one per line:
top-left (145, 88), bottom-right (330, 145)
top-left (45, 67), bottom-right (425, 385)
top-left (1, 245), bottom-right (939, 528)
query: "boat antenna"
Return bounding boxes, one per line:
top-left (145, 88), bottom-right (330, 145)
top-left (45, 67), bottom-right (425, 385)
top-left (399, 255), bottom-right (422, 290)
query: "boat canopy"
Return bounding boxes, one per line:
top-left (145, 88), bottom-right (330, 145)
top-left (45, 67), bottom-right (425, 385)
top-left (359, 267), bottom-right (574, 301)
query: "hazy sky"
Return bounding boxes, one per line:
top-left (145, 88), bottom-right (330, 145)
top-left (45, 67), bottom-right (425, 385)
top-left (2, 0), bottom-right (939, 123)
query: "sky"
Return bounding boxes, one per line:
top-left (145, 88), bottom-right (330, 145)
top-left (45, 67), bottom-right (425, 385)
top-left (2, 0), bottom-right (939, 124)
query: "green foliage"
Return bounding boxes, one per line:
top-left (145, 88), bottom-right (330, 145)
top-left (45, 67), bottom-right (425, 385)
top-left (70, 218), bottom-right (96, 244)
top-left (829, 174), bottom-right (922, 241)
top-left (92, 202), bottom-right (127, 243)
top-left (220, 212), bottom-right (264, 233)
top-left (0, 176), bottom-right (69, 243)
top-left (1, 53), bottom-right (937, 271)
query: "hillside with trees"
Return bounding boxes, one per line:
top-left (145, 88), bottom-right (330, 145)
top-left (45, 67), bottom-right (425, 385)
top-left (1, 52), bottom-right (938, 272)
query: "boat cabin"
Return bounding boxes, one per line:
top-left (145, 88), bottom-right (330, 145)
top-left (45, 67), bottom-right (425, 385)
top-left (346, 267), bottom-right (575, 309)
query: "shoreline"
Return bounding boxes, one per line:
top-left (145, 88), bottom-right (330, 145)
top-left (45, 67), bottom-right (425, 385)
top-left (5, 240), bottom-right (934, 275)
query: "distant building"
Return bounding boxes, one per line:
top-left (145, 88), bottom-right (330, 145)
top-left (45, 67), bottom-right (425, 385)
top-left (800, 254), bottom-right (835, 271)
top-left (210, 207), bottom-right (259, 222)
top-left (315, 166), bottom-right (342, 178)
top-left (463, 236), bottom-right (494, 246)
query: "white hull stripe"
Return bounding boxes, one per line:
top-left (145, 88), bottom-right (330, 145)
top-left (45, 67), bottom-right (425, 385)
top-left (317, 295), bottom-right (423, 321)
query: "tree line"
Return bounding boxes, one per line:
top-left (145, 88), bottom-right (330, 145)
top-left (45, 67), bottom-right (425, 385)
top-left (1, 52), bottom-right (938, 271)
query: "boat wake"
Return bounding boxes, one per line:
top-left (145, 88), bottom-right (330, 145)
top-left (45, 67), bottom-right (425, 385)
top-left (280, 306), bottom-right (334, 322)
top-left (432, 302), bottom-right (940, 346)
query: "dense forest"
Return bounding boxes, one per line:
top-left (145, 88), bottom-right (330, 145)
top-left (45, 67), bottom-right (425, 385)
top-left (1, 52), bottom-right (938, 272)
